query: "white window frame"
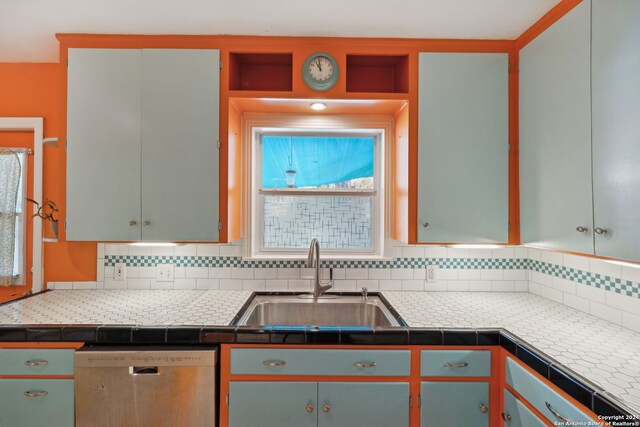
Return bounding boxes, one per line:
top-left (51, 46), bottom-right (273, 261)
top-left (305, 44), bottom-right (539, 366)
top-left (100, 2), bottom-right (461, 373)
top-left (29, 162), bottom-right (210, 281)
top-left (12, 151), bottom-right (28, 285)
top-left (243, 113), bottom-right (394, 260)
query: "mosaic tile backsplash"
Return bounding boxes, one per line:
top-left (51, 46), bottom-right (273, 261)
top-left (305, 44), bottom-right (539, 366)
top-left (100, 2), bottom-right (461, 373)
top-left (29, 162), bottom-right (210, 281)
top-left (263, 195), bottom-right (371, 249)
top-left (47, 243), bottom-right (640, 333)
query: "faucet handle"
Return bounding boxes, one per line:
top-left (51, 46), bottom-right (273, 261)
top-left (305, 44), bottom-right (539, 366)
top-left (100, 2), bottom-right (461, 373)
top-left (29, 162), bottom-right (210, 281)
top-left (361, 287), bottom-right (368, 300)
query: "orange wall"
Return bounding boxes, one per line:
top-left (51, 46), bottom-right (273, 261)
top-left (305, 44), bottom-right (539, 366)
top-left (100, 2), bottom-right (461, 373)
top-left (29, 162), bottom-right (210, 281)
top-left (0, 63), bottom-right (96, 302)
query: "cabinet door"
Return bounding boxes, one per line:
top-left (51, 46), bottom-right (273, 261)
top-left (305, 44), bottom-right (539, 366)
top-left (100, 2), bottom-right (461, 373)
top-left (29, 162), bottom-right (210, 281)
top-left (503, 389), bottom-right (547, 427)
top-left (318, 382), bottom-right (409, 427)
top-left (519, 0), bottom-right (594, 253)
top-left (417, 53), bottom-right (509, 242)
top-left (420, 382), bottom-right (489, 427)
top-left (228, 381), bottom-right (317, 427)
top-left (592, 0), bottom-right (640, 261)
top-left (66, 48), bottom-right (142, 241)
top-left (141, 49), bottom-right (220, 241)
top-left (0, 379), bottom-right (74, 427)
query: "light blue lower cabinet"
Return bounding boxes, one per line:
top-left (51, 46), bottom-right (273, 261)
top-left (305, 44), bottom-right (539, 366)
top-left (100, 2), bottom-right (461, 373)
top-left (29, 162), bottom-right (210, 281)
top-left (420, 381), bottom-right (489, 427)
top-left (0, 379), bottom-right (74, 427)
top-left (503, 389), bottom-right (546, 427)
top-left (318, 382), bottom-right (410, 427)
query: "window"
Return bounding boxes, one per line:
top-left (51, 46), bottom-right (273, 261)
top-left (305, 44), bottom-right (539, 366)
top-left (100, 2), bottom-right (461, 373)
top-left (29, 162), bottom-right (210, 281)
top-left (252, 130), bottom-right (385, 257)
top-left (0, 150), bottom-right (26, 286)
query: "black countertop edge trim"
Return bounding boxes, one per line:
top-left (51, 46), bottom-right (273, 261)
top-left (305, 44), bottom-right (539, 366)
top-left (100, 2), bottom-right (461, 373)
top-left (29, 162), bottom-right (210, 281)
top-left (0, 290), bottom-right (50, 307)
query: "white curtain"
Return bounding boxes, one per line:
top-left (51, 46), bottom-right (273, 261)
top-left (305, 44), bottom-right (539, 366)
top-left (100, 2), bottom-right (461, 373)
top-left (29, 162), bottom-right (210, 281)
top-left (0, 150), bottom-right (21, 287)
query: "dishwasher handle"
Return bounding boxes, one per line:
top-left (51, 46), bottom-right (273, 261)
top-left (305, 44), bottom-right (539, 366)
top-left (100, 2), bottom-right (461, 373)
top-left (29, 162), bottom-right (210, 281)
top-left (129, 366), bottom-right (159, 375)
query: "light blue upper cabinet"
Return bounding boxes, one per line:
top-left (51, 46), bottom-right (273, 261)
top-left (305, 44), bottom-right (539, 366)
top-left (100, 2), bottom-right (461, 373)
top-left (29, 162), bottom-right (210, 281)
top-left (141, 49), bottom-right (220, 241)
top-left (519, 0), bottom-right (594, 253)
top-left (67, 48), bottom-right (143, 241)
top-left (592, 0), bottom-right (640, 261)
top-left (417, 52), bottom-right (509, 243)
top-left (66, 48), bottom-right (220, 242)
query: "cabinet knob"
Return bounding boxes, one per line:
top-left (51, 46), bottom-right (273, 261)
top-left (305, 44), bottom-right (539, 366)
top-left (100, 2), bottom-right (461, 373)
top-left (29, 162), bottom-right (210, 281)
top-left (323, 403), bottom-right (331, 413)
top-left (595, 227), bottom-right (608, 235)
top-left (479, 403), bottom-right (488, 414)
top-left (422, 222), bottom-right (430, 229)
top-left (306, 403), bottom-right (314, 413)
top-left (501, 412), bottom-right (512, 422)
top-left (129, 220), bottom-right (137, 227)
top-left (143, 221), bottom-right (151, 227)
top-left (576, 226), bottom-right (588, 233)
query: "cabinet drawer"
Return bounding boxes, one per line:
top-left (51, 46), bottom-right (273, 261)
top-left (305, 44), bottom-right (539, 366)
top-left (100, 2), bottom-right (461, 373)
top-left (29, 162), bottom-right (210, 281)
top-left (0, 349), bottom-right (75, 376)
top-left (420, 350), bottom-right (491, 377)
top-left (503, 389), bottom-right (547, 427)
top-left (506, 357), bottom-right (594, 425)
top-left (0, 379), bottom-right (74, 427)
top-left (231, 349), bottom-right (410, 376)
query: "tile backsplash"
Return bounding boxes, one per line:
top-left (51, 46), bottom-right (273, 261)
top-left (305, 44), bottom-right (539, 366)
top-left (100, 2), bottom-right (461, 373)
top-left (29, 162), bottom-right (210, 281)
top-left (47, 242), bottom-right (640, 332)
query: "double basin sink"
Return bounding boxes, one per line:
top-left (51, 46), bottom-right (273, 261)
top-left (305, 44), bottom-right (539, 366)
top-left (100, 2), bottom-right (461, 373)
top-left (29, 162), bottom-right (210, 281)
top-left (234, 294), bottom-right (403, 327)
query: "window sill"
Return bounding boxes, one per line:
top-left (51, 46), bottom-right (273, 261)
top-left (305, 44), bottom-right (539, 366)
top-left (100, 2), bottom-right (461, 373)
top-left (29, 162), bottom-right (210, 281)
top-left (246, 254), bottom-right (394, 262)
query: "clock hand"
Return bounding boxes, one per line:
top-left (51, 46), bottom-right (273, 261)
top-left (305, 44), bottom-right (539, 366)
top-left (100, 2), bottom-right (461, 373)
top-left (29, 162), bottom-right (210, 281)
top-left (316, 58), bottom-right (322, 72)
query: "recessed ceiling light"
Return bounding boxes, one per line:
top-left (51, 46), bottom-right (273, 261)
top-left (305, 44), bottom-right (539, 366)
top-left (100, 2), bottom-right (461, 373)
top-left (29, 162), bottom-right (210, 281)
top-left (309, 102), bottom-right (328, 111)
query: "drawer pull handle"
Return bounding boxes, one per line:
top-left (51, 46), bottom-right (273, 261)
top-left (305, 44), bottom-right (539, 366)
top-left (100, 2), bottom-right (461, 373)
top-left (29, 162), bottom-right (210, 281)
top-left (323, 403), bottom-right (331, 413)
top-left (306, 403), bottom-right (314, 413)
top-left (545, 401), bottom-right (572, 423)
top-left (24, 390), bottom-right (48, 398)
top-left (262, 360), bottom-right (286, 367)
top-left (353, 361), bottom-right (377, 368)
top-left (24, 360), bottom-right (49, 367)
top-left (444, 362), bottom-right (469, 368)
top-left (501, 412), bottom-right (512, 422)
top-left (479, 403), bottom-right (488, 414)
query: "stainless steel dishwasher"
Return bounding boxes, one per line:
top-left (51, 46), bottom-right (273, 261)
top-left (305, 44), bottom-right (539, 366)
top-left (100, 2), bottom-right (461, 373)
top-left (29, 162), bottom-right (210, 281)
top-left (75, 347), bottom-right (217, 427)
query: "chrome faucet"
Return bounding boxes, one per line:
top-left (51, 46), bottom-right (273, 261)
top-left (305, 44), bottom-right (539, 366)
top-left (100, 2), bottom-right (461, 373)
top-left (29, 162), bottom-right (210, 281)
top-left (307, 238), bottom-right (333, 298)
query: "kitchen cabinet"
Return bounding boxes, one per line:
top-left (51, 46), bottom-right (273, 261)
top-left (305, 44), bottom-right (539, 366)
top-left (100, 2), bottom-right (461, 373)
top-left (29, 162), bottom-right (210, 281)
top-left (228, 381), bottom-right (409, 427)
top-left (502, 389), bottom-right (547, 427)
top-left (66, 48), bottom-right (220, 242)
top-left (519, 0), bottom-right (593, 253)
top-left (420, 381), bottom-right (489, 427)
top-left (417, 52), bottom-right (509, 243)
top-left (591, 0), bottom-right (640, 261)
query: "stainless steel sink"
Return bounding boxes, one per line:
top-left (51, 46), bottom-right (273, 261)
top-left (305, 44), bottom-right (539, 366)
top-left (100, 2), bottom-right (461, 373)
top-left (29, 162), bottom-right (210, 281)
top-left (235, 295), bottom-right (402, 327)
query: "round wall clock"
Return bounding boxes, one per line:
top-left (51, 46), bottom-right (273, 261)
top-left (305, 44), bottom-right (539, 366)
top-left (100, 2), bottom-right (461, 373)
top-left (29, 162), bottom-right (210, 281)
top-left (302, 52), bottom-right (339, 91)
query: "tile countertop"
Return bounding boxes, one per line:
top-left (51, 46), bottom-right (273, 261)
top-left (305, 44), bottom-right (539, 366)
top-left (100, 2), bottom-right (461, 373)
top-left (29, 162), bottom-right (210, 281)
top-left (0, 289), bottom-right (639, 415)
top-left (383, 291), bottom-right (640, 412)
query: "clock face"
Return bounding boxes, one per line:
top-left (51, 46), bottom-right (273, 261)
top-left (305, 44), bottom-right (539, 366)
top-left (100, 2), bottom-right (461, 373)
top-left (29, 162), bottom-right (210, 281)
top-left (308, 56), bottom-right (334, 82)
top-left (302, 53), bottom-right (339, 91)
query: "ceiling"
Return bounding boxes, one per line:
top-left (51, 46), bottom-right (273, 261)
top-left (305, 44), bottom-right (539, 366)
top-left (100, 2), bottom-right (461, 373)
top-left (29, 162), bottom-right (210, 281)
top-left (1, 0), bottom-right (559, 62)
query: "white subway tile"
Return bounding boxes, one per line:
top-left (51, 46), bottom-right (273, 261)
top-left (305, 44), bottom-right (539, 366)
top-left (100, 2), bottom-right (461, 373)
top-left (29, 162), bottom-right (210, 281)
top-left (401, 280), bottom-right (424, 291)
top-left (174, 267), bottom-right (186, 279)
top-left (346, 268), bottom-right (368, 279)
top-left (492, 281), bottom-right (515, 292)
top-left (242, 279), bottom-right (266, 291)
top-left (438, 268), bottom-right (458, 280)
top-left (393, 246), bottom-right (403, 259)
top-left (209, 267), bottom-right (232, 279)
top-left (447, 281), bottom-right (469, 292)
top-left (458, 269), bottom-right (482, 280)
top-left (492, 247), bottom-right (515, 259)
top-left (219, 279), bottom-right (243, 290)
top-left (622, 311), bottom-right (640, 333)
top-left (128, 245), bottom-right (151, 256)
top-left (563, 254), bottom-right (590, 271)
top-left (424, 246), bottom-right (447, 258)
top-left (577, 285), bottom-right (606, 304)
top-left (220, 244), bottom-right (241, 257)
top-left (552, 277), bottom-right (576, 295)
top-left (174, 278), bottom-right (197, 289)
top-left (368, 269), bottom-right (390, 280)
top-left (186, 267), bottom-right (209, 279)
top-left (254, 268), bottom-right (278, 279)
top-left (446, 248), bottom-right (470, 258)
top-left (332, 280), bottom-right (357, 291)
top-left (124, 266), bottom-right (139, 278)
top-left (379, 280), bottom-right (402, 291)
top-left (150, 280), bottom-right (173, 290)
top-left (151, 246), bottom-right (174, 256)
top-left (468, 248), bottom-right (492, 259)
top-left (425, 281), bottom-right (447, 291)
top-left (97, 243), bottom-right (105, 259)
top-left (264, 280), bottom-right (289, 291)
top-left (231, 268), bottom-right (254, 279)
top-left (621, 264), bottom-right (640, 284)
top-left (514, 247), bottom-right (528, 259)
top-left (357, 279), bottom-right (379, 291)
top-left (391, 268), bottom-right (414, 280)
top-left (528, 281), bottom-right (541, 295)
top-left (104, 266), bottom-right (114, 278)
top-left (96, 281), bottom-right (104, 289)
top-left (97, 263), bottom-right (105, 282)
top-left (72, 281), bottom-right (97, 290)
top-left (528, 247), bottom-right (542, 261)
top-left (504, 270), bottom-right (526, 281)
top-left (127, 279), bottom-right (150, 290)
top-left (277, 268), bottom-right (299, 279)
top-left (413, 268), bottom-right (426, 280)
top-left (104, 278), bottom-right (126, 289)
top-left (469, 280), bottom-right (492, 291)
top-left (530, 271), bottom-right (552, 286)
top-left (480, 269), bottom-right (503, 280)
top-left (563, 293), bottom-right (590, 313)
top-left (299, 268), bottom-right (315, 279)
top-left (514, 281), bottom-right (528, 292)
top-left (329, 268), bottom-right (345, 280)
top-left (105, 244), bottom-right (127, 256)
top-left (589, 258), bottom-right (621, 278)
top-left (196, 278), bottom-right (220, 290)
top-left (539, 285), bottom-right (563, 303)
top-left (174, 245), bottom-right (197, 256)
top-left (541, 250), bottom-right (563, 266)
top-left (197, 244), bottom-right (220, 257)
top-left (589, 301), bottom-right (622, 325)
top-left (402, 246), bottom-right (425, 258)
top-left (139, 267), bottom-right (156, 278)
top-left (288, 280), bottom-right (312, 291)
top-left (605, 291), bottom-right (640, 315)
